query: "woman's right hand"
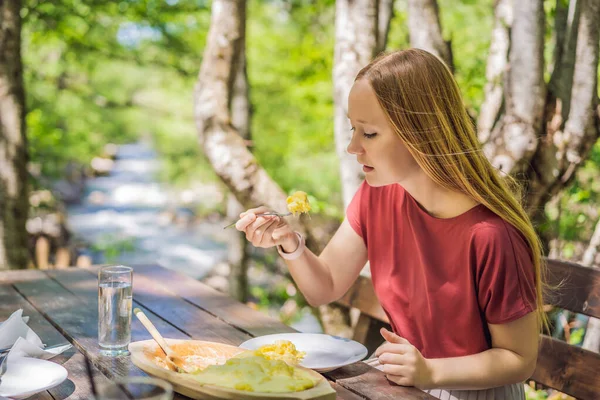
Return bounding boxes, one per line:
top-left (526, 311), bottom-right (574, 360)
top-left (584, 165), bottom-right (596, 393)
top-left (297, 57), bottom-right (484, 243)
top-left (235, 206), bottom-right (299, 252)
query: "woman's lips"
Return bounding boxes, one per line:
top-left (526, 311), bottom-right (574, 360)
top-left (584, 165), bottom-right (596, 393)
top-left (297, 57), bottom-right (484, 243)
top-left (363, 165), bottom-right (374, 173)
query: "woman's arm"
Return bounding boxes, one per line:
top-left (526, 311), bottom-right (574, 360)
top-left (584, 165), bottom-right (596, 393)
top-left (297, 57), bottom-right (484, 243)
top-left (284, 219), bottom-right (368, 306)
top-left (236, 210), bottom-right (368, 307)
top-left (376, 312), bottom-right (539, 390)
top-left (426, 312), bottom-right (539, 389)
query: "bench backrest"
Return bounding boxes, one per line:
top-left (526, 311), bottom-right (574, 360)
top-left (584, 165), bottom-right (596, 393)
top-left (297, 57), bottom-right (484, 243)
top-left (336, 258), bottom-right (600, 400)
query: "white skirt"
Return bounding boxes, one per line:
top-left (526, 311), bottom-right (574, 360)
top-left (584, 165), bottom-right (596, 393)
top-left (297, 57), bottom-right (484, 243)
top-left (422, 384), bottom-right (525, 400)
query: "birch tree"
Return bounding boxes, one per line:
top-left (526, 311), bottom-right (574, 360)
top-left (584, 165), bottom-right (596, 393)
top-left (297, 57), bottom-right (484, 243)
top-left (480, 0), bottom-right (600, 225)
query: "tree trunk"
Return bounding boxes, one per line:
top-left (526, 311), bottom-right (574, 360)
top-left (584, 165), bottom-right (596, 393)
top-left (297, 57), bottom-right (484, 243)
top-left (0, 0), bottom-right (29, 270)
top-left (481, 0), bottom-right (546, 176)
top-left (477, 0), bottom-right (512, 144)
top-left (526, 0), bottom-right (599, 217)
top-left (479, 0), bottom-right (599, 223)
top-left (407, 0), bottom-right (453, 70)
top-left (227, 45), bottom-right (251, 303)
top-left (333, 0), bottom-right (378, 208)
top-left (376, 0), bottom-right (394, 55)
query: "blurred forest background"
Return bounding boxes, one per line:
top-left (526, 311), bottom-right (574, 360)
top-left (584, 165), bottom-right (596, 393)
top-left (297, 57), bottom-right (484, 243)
top-left (1, 0), bottom-right (599, 398)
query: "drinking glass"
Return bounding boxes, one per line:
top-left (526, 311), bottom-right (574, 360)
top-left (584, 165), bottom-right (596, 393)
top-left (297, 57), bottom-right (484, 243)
top-left (95, 377), bottom-right (173, 400)
top-left (98, 265), bottom-right (133, 355)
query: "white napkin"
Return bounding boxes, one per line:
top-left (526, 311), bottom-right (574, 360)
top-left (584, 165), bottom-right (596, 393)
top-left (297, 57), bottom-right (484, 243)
top-left (0, 309), bottom-right (72, 361)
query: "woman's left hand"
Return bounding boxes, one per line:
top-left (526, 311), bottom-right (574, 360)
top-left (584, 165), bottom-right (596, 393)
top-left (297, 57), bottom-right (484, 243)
top-left (374, 328), bottom-right (435, 389)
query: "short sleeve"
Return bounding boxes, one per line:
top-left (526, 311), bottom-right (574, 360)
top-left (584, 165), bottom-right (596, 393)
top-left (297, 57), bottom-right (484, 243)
top-left (472, 223), bottom-right (537, 325)
top-left (346, 181), bottom-right (367, 240)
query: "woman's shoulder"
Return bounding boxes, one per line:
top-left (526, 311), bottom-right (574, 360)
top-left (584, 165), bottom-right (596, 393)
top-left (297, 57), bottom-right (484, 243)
top-left (468, 212), bottom-right (530, 255)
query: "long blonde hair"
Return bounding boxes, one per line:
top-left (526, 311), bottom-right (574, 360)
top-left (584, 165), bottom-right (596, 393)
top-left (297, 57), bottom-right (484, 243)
top-left (357, 48), bottom-right (547, 330)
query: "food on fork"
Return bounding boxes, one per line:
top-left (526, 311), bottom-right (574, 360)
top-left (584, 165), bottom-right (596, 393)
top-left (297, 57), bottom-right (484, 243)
top-left (287, 191), bottom-right (311, 216)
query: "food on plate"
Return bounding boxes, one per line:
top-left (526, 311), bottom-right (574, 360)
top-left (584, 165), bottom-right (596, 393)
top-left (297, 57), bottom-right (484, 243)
top-left (191, 354), bottom-right (318, 393)
top-left (250, 339), bottom-right (306, 366)
top-left (145, 341), bottom-right (245, 374)
top-left (286, 191), bottom-right (311, 216)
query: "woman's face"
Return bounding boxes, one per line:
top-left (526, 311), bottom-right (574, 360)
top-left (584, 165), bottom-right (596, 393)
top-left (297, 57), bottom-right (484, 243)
top-left (347, 79), bottom-right (421, 187)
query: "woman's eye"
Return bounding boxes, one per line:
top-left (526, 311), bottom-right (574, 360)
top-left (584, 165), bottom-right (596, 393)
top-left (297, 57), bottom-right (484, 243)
top-left (363, 133), bottom-right (377, 139)
top-left (350, 127), bottom-right (355, 132)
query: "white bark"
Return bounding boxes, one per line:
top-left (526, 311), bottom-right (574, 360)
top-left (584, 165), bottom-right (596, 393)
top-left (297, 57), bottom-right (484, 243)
top-left (333, 0), bottom-right (378, 208)
top-left (376, 0), bottom-right (394, 54)
top-left (482, 0), bottom-right (546, 175)
top-left (477, 0), bottom-right (512, 144)
top-left (407, 0), bottom-right (452, 69)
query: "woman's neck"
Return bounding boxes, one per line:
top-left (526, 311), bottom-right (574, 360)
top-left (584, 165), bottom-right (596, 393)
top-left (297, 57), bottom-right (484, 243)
top-left (399, 173), bottom-right (479, 219)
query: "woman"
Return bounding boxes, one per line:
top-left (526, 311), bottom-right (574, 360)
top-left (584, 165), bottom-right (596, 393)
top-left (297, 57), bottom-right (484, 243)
top-left (235, 48), bottom-right (544, 399)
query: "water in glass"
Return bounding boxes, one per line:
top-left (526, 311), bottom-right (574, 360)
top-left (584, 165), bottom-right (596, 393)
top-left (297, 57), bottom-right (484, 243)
top-left (98, 266), bottom-right (133, 355)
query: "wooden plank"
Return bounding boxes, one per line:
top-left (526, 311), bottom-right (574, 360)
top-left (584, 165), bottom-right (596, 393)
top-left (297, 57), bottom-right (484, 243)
top-left (0, 282), bottom-right (109, 400)
top-left (531, 335), bottom-right (600, 399)
top-left (69, 267), bottom-right (252, 345)
top-left (545, 259), bottom-right (600, 318)
top-left (89, 264), bottom-right (296, 337)
top-left (326, 363), bottom-right (434, 400)
top-left (330, 382), bottom-right (364, 400)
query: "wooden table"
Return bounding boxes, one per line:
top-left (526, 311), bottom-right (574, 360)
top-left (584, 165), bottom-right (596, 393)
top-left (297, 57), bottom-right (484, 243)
top-left (0, 264), bottom-right (434, 400)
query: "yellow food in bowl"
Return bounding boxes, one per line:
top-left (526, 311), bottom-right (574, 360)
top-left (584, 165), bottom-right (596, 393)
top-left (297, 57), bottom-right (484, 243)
top-left (287, 191), bottom-right (311, 216)
top-left (251, 339), bottom-right (306, 366)
top-left (192, 355), bottom-right (318, 393)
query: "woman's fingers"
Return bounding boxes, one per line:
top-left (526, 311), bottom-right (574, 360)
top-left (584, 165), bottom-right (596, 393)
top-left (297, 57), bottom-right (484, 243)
top-left (377, 352), bottom-right (407, 366)
top-left (257, 217), bottom-right (282, 247)
top-left (246, 215), bottom-right (279, 242)
top-left (374, 343), bottom-right (411, 357)
top-left (235, 213), bottom-right (256, 231)
top-left (240, 206), bottom-right (270, 218)
top-left (254, 217), bottom-right (279, 247)
top-left (381, 363), bottom-right (410, 377)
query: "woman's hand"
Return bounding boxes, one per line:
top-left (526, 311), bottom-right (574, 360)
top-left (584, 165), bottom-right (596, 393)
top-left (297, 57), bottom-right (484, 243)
top-left (374, 328), bottom-right (435, 389)
top-left (235, 206), bottom-right (298, 251)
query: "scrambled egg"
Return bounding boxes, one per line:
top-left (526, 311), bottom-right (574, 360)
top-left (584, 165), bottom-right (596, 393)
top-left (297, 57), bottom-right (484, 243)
top-left (191, 355), bottom-right (318, 393)
top-left (286, 191), bottom-right (311, 216)
top-left (251, 339), bottom-right (306, 366)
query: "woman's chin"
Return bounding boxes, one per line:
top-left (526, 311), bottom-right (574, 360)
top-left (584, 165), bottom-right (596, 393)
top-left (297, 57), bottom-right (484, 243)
top-left (364, 175), bottom-right (385, 187)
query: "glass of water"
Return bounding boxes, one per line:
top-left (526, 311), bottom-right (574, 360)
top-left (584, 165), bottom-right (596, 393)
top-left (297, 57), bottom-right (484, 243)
top-left (98, 265), bottom-right (133, 356)
top-left (95, 377), bottom-right (173, 400)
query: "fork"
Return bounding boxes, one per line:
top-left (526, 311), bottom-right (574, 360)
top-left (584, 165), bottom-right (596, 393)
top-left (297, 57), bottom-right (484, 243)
top-left (223, 211), bottom-right (292, 229)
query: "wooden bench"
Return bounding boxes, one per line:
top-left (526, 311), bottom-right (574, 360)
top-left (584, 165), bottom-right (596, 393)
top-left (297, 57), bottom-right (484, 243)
top-left (336, 258), bottom-right (600, 400)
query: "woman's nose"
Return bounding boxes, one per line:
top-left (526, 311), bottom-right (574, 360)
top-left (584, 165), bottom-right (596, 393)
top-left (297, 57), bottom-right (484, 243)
top-left (347, 133), bottom-right (363, 155)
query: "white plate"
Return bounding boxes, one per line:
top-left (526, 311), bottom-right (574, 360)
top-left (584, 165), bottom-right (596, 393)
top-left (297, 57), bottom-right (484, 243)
top-left (239, 333), bottom-right (368, 372)
top-left (0, 357), bottom-right (68, 399)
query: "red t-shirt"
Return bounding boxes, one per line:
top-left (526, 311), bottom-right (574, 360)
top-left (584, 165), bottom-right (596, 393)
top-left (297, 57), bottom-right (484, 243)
top-left (347, 181), bottom-right (537, 359)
